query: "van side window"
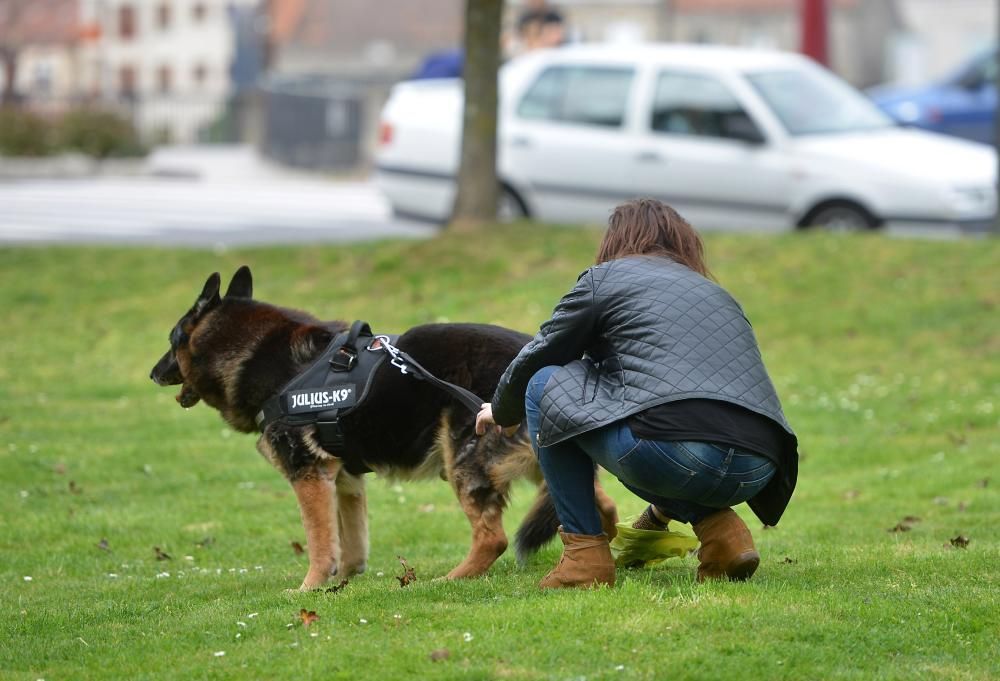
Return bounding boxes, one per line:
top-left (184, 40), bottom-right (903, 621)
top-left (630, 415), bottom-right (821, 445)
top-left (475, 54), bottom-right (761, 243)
top-left (518, 66), bottom-right (634, 128)
top-left (651, 72), bottom-right (762, 142)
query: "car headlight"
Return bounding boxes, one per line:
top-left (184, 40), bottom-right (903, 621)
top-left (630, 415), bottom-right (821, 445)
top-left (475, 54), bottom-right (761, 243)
top-left (892, 101), bottom-right (923, 124)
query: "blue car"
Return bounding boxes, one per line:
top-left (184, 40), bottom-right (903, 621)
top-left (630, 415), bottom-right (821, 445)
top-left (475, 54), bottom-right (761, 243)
top-left (869, 47), bottom-right (996, 145)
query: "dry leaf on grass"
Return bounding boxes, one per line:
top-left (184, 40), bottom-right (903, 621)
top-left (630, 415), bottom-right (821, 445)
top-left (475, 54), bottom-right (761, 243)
top-left (291, 541), bottom-right (305, 555)
top-left (195, 537), bottom-right (215, 548)
top-left (889, 516), bottom-right (921, 533)
top-left (430, 649), bottom-right (450, 662)
top-left (325, 579), bottom-right (349, 594)
top-left (397, 556), bottom-right (416, 587)
top-left (949, 535), bottom-right (970, 549)
top-left (299, 609), bottom-right (319, 627)
top-left (68, 480), bottom-right (82, 494)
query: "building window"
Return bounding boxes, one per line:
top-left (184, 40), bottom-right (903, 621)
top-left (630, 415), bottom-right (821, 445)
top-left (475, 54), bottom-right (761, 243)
top-left (157, 3), bottom-right (172, 30)
top-left (32, 62), bottom-right (53, 96)
top-left (157, 65), bottom-right (173, 94)
top-left (192, 2), bottom-right (207, 22)
top-left (192, 63), bottom-right (208, 86)
top-left (119, 4), bottom-right (136, 40)
top-left (119, 65), bottom-right (137, 97)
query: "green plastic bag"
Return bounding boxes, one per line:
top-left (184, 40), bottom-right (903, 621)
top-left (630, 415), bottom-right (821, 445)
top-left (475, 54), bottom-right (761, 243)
top-left (610, 517), bottom-right (699, 568)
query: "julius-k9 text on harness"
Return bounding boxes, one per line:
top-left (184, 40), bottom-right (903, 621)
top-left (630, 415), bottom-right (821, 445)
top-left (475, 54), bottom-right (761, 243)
top-left (255, 321), bottom-right (484, 457)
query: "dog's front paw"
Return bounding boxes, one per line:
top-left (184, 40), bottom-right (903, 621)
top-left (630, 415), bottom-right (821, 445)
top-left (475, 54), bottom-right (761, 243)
top-left (298, 568), bottom-right (333, 591)
top-left (338, 561), bottom-right (367, 578)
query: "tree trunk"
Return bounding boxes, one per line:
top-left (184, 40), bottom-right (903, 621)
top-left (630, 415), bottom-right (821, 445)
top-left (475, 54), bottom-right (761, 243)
top-left (0, 50), bottom-right (19, 107)
top-left (449, 0), bottom-right (504, 232)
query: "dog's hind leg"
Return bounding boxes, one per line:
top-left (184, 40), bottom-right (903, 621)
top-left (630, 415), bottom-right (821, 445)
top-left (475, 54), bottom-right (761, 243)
top-left (335, 468), bottom-right (369, 578)
top-left (290, 460), bottom-right (342, 590)
top-left (594, 475), bottom-right (620, 540)
top-left (443, 433), bottom-right (510, 579)
top-left (447, 495), bottom-right (508, 579)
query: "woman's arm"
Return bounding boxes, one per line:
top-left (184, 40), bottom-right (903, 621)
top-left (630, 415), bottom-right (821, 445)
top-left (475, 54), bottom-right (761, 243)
top-left (490, 269), bottom-right (600, 427)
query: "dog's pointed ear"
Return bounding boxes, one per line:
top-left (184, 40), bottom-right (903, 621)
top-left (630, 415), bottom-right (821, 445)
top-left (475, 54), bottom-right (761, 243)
top-left (196, 272), bottom-right (222, 312)
top-left (225, 265), bottom-right (253, 300)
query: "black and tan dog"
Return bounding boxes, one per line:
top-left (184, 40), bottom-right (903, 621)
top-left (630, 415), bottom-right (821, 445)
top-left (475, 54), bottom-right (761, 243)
top-left (150, 266), bottom-right (618, 590)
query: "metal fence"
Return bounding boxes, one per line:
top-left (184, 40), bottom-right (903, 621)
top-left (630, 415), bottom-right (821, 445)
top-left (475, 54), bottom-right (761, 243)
top-left (257, 75), bottom-right (365, 172)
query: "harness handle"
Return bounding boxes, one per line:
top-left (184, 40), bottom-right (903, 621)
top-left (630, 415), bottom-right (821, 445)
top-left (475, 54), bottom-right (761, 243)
top-left (330, 320), bottom-right (372, 372)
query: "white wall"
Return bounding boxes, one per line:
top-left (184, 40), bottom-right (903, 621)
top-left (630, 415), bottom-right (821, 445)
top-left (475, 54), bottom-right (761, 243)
top-left (2, 45), bottom-right (80, 105)
top-left (890, 0), bottom-right (996, 84)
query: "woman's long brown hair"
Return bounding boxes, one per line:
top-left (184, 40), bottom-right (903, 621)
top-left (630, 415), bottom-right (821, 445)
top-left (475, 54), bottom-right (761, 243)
top-left (595, 198), bottom-right (712, 278)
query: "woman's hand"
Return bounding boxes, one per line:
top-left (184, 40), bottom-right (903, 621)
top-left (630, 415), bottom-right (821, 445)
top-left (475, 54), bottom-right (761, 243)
top-left (475, 403), bottom-right (519, 437)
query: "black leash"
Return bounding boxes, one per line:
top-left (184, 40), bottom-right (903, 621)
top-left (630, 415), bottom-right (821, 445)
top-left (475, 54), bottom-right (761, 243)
top-left (368, 334), bottom-right (484, 414)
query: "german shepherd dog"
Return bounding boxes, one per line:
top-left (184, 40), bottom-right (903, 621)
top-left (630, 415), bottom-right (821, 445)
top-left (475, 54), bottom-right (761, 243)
top-left (150, 267), bottom-right (619, 590)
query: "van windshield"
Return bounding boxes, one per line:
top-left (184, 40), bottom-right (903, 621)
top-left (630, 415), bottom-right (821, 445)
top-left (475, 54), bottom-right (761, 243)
top-left (747, 67), bottom-right (895, 136)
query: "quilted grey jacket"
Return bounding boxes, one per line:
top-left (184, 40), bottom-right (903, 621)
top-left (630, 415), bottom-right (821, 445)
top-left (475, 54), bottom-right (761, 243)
top-left (491, 255), bottom-right (798, 524)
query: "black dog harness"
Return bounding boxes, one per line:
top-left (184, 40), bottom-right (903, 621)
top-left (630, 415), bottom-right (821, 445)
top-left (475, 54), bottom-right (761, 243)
top-left (255, 321), bottom-right (483, 454)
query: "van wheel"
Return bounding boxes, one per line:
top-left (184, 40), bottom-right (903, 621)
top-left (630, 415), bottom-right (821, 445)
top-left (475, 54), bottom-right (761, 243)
top-left (498, 187), bottom-right (529, 222)
top-left (801, 201), bottom-right (878, 231)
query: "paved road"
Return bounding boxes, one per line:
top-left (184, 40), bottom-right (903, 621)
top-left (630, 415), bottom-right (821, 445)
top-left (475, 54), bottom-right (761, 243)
top-left (0, 147), bottom-right (437, 247)
top-left (1, 146), bottom-right (980, 245)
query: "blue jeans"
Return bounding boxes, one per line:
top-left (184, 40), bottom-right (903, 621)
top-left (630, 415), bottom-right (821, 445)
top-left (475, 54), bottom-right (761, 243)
top-left (525, 366), bottom-right (776, 535)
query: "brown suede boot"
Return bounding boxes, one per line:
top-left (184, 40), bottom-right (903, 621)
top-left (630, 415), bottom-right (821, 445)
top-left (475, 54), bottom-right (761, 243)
top-left (692, 508), bottom-right (760, 582)
top-left (538, 529), bottom-right (616, 589)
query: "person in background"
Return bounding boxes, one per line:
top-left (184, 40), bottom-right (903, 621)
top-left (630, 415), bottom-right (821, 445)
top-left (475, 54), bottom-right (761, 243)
top-left (410, 4), bottom-right (567, 80)
top-left (516, 6), bottom-right (566, 52)
top-left (476, 198), bottom-right (799, 589)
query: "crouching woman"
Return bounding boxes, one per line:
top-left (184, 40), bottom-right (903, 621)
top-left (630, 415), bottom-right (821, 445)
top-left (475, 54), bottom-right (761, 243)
top-left (476, 198), bottom-right (799, 588)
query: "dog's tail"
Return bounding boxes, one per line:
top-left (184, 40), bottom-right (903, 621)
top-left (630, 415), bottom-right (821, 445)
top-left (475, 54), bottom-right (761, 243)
top-left (514, 482), bottom-right (560, 563)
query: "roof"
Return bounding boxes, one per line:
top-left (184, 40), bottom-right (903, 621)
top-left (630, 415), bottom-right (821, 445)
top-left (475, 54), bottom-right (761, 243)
top-left (269, 0), bottom-right (462, 54)
top-left (270, 0), bottom-right (309, 44)
top-left (0, 0), bottom-right (79, 46)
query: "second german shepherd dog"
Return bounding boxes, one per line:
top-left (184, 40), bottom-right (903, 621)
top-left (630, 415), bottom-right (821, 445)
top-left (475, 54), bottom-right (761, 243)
top-left (150, 266), bottom-right (618, 590)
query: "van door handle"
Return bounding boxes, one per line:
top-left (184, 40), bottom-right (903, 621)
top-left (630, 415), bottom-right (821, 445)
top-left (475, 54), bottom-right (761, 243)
top-left (635, 150), bottom-right (664, 162)
top-left (509, 136), bottom-right (533, 148)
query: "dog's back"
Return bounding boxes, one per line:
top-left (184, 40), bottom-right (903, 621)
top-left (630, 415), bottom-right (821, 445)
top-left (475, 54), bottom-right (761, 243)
top-left (339, 323), bottom-right (530, 472)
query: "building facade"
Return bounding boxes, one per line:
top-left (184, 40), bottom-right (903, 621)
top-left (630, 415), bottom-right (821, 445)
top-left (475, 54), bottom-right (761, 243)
top-left (889, 0), bottom-right (996, 85)
top-left (0, 0), bottom-right (82, 111)
top-left (77, 0), bottom-right (258, 142)
top-left (509, 0), bottom-right (995, 88)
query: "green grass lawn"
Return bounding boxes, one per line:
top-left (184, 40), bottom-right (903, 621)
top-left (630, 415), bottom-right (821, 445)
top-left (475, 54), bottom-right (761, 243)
top-left (1, 226), bottom-right (997, 680)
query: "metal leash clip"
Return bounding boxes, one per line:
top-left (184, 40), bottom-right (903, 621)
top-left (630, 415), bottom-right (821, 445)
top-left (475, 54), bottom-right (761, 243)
top-left (368, 335), bottom-right (410, 375)
top-left (366, 335), bottom-right (391, 352)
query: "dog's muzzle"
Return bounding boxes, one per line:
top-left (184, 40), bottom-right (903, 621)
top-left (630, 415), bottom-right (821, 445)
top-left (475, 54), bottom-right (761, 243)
top-left (151, 351), bottom-right (200, 407)
top-left (150, 350), bottom-right (182, 386)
